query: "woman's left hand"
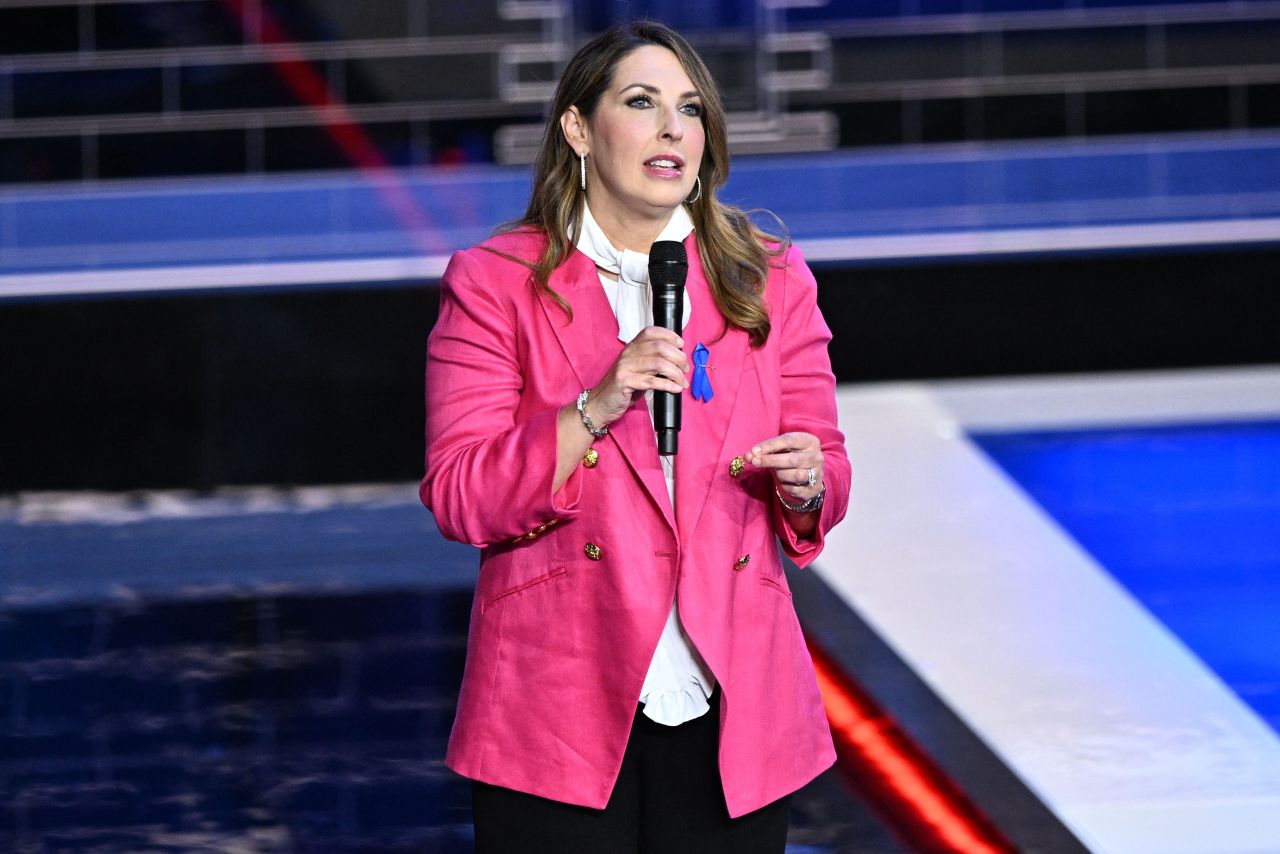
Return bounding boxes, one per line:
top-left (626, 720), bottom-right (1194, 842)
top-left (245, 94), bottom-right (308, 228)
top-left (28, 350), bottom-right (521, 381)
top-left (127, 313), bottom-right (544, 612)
top-left (747, 432), bottom-right (824, 503)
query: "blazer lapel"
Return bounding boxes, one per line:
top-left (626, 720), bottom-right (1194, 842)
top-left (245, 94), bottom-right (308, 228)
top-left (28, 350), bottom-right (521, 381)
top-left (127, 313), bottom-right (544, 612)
top-left (537, 250), bottom-right (678, 535)
top-left (674, 235), bottom-right (751, 541)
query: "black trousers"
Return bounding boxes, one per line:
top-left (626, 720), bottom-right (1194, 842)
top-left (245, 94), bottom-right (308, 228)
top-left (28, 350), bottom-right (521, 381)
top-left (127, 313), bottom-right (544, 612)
top-left (471, 689), bottom-right (791, 854)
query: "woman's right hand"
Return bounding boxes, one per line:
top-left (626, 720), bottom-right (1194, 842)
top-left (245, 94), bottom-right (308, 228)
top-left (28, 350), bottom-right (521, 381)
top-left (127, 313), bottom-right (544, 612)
top-left (585, 327), bottom-right (690, 427)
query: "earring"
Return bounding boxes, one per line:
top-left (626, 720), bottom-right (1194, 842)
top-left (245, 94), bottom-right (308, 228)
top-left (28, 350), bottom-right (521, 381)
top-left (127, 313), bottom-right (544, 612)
top-left (685, 175), bottom-right (702, 205)
top-left (579, 152), bottom-right (587, 191)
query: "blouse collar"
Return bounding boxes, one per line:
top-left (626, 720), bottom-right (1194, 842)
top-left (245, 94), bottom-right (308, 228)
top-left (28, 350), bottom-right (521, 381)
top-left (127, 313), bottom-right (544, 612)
top-left (574, 202), bottom-right (694, 343)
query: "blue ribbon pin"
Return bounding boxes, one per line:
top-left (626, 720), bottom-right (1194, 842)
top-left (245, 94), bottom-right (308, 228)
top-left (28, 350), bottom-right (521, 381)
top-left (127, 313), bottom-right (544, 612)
top-left (691, 342), bottom-right (714, 402)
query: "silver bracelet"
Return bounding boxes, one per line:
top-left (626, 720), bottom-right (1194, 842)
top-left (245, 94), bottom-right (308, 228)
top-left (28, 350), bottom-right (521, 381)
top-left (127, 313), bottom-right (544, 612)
top-left (776, 485), bottom-right (825, 514)
top-left (576, 389), bottom-right (608, 438)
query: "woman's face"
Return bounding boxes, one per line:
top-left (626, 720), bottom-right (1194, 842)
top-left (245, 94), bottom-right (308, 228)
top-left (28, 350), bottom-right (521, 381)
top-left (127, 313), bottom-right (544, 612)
top-left (570, 45), bottom-right (706, 230)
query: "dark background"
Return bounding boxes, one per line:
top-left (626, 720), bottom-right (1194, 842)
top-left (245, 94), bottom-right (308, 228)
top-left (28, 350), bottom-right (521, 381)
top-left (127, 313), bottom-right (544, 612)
top-left (3, 247), bottom-right (1277, 492)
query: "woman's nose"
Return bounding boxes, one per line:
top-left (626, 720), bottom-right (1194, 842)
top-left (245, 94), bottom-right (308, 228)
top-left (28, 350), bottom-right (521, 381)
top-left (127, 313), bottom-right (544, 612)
top-left (659, 107), bottom-right (685, 140)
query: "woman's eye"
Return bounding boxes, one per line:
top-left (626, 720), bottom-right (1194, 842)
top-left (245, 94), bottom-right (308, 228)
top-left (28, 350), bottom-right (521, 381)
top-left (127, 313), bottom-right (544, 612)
top-left (681, 102), bottom-right (703, 117)
top-left (627, 94), bottom-right (653, 108)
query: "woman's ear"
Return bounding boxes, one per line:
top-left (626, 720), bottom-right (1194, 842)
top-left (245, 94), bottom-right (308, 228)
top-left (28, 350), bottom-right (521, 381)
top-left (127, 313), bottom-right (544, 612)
top-left (560, 106), bottom-right (589, 155)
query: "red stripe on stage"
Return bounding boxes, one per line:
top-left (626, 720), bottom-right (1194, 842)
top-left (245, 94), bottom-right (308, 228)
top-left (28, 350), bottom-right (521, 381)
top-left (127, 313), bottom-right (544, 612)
top-left (807, 635), bottom-right (1018, 854)
top-left (217, 0), bottom-right (446, 255)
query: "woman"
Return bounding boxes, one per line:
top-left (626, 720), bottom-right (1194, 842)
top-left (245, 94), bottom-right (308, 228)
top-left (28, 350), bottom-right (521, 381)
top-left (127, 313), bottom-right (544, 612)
top-left (421, 20), bottom-right (850, 853)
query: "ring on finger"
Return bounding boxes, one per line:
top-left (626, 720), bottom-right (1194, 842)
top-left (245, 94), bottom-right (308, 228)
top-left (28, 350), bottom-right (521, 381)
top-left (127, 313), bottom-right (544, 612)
top-left (806, 467), bottom-right (816, 488)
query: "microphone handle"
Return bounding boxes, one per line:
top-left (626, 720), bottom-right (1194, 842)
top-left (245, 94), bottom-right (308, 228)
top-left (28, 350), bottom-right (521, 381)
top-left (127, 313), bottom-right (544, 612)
top-left (653, 284), bottom-right (683, 455)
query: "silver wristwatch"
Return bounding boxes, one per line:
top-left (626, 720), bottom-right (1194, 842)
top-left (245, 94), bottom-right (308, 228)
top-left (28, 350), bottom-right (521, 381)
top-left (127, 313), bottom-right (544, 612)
top-left (776, 485), bottom-right (825, 513)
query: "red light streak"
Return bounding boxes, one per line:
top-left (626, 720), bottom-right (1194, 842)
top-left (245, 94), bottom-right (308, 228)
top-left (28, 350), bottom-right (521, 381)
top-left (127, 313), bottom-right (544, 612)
top-left (808, 636), bottom-right (1018, 854)
top-left (219, 0), bottom-right (445, 255)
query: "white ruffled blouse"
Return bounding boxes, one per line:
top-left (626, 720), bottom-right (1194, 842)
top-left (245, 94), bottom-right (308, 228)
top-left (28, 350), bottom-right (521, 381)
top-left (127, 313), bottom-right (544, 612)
top-left (573, 202), bottom-right (716, 726)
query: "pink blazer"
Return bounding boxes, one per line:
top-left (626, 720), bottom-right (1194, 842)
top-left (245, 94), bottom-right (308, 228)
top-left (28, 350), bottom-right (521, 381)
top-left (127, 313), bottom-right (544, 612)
top-left (421, 228), bottom-right (850, 818)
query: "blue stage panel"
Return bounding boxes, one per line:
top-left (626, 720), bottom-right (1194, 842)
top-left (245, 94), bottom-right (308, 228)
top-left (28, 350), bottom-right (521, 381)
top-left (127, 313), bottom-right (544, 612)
top-left (974, 420), bottom-right (1280, 734)
top-left (4, 134), bottom-right (1280, 291)
top-left (0, 486), bottom-right (904, 852)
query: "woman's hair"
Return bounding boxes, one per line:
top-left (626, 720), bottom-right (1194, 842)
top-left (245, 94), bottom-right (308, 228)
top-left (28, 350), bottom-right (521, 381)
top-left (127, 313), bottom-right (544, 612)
top-left (498, 20), bottom-right (782, 348)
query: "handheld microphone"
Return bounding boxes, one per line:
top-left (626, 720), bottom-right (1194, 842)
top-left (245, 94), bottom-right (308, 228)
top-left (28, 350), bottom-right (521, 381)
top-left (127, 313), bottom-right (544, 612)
top-left (649, 240), bottom-right (688, 456)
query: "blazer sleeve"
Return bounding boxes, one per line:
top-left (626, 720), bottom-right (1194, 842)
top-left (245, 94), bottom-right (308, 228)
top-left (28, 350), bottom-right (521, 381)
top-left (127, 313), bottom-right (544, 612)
top-left (770, 245), bottom-right (851, 567)
top-left (420, 248), bottom-right (583, 547)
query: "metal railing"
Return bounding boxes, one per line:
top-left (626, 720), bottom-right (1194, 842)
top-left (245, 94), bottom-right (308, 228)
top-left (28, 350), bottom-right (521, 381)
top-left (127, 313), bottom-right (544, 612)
top-left (2, 0), bottom-right (1279, 177)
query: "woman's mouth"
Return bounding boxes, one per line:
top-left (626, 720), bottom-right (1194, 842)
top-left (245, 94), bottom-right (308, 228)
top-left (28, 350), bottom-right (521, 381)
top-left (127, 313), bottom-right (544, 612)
top-left (644, 157), bottom-right (684, 179)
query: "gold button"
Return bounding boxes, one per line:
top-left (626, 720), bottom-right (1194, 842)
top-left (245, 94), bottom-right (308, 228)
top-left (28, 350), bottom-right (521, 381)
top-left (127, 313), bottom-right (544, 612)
top-left (734, 554), bottom-right (751, 570)
top-left (584, 542), bottom-right (602, 561)
top-left (535, 524), bottom-right (548, 534)
top-left (525, 531), bottom-right (538, 540)
top-left (546, 518), bottom-right (559, 527)
top-left (583, 448), bottom-right (599, 468)
top-left (729, 456), bottom-right (745, 478)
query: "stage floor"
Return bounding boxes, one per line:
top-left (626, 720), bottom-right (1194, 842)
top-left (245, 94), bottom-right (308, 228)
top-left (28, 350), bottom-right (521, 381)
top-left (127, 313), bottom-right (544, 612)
top-left (0, 500), bottom-right (900, 851)
top-left (819, 365), bottom-right (1280, 853)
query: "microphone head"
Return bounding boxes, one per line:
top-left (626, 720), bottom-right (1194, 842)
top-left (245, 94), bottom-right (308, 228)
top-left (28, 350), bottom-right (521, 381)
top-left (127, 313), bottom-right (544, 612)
top-left (648, 240), bottom-right (688, 285)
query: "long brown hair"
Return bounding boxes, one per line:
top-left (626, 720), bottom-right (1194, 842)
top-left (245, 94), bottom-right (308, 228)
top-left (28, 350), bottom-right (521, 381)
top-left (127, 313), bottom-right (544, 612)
top-left (498, 20), bottom-right (781, 347)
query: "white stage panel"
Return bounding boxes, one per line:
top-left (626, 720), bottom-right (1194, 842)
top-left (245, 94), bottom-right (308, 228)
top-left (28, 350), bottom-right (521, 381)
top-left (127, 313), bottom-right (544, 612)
top-left (815, 380), bottom-right (1280, 853)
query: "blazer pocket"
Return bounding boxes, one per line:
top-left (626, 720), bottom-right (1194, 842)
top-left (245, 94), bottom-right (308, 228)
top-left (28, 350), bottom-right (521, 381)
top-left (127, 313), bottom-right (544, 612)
top-left (758, 574), bottom-right (792, 599)
top-left (483, 567), bottom-right (566, 613)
